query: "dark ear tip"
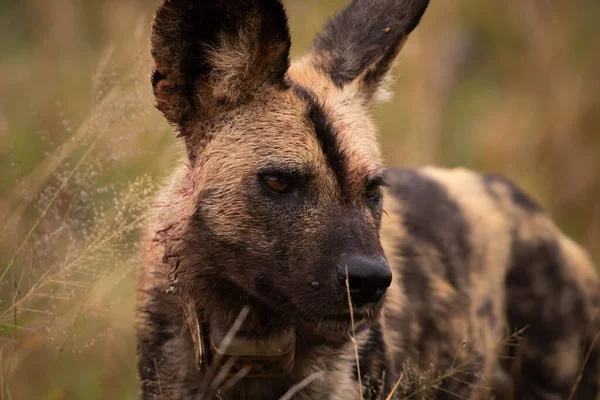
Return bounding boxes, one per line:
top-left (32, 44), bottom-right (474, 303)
top-left (404, 0), bottom-right (430, 35)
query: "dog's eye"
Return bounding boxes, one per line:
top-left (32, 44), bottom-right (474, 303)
top-left (365, 182), bottom-right (381, 200)
top-left (262, 175), bottom-right (291, 193)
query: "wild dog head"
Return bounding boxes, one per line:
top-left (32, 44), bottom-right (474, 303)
top-left (151, 0), bottom-right (429, 334)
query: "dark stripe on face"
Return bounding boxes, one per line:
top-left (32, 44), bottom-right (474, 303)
top-left (292, 85), bottom-right (349, 198)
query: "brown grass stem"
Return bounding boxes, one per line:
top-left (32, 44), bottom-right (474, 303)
top-left (385, 371), bottom-right (405, 400)
top-left (345, 265), bottom-right (364, 400)
top-left (278, 371), bottom-right (325, 400)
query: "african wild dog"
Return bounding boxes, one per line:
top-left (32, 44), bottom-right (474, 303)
top-left (136, 0), bottom-right (600, 398)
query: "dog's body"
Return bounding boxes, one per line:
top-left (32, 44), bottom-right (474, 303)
top-left (379, 167), bottom-right (600, 399)
top-left (136, 0), bottom-right (600, 398)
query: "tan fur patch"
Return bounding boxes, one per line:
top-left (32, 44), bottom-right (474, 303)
top-left (380, 188), bottom-right (408, 374)
top-left (421, 167), bottom-right (513, 384)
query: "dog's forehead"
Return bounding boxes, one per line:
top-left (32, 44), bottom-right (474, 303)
top-left (213, 95), bottom-right (321, 159)
top-left (289, 84), bottom-right (383, 183)
top-left (211, 88), bottom-right (381, 177)
top-left (288, 60), bottom-right (381, 160)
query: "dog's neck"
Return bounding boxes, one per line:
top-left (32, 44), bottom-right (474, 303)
top-left (203, 310), bottom-right (297, 379)
top-left (181, 292), bottom-right (364, 398)
top-left (195, 304), bottom-right (352, 368)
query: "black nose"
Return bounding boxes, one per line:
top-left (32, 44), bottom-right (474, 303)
top-left (337, 255), bottom-right (392, 307)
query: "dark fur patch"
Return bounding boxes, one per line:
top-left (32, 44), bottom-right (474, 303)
top-left (311, 0), bottom-right (429, 87)
top-left (151, 70), bottom-right (166, 91)
top-left (477, 299), bottom-right (497, 329)
top-left (292, 85), bottom-right (350, 198)
top-left (355, 324), bottom-right (386, 398)
top-left (254, 274), bottom-right (294, 309)
top-left (136, 289), bottom-right (179, 396)
top-left (308, 102), bottom-right (350, 198)
top-left (577, 348), bottom-right (600, 399)
top-left (387, 168), bottom-right (472, 289)
top-left (483, 173), bottom-right (543, 213)
top-left (382, 168), bottom-right (480, 398)
top-left (504, 233), bottom-right (588, 396)
top-left (394, 243), bottom-right (480, 398)
top-left (506, 236), bottom-right (585, 342)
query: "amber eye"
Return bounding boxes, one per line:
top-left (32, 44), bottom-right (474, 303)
top-left (365, 182), bottom-right (381, 200)
top-left (263, 176), bottom-right (290, 193)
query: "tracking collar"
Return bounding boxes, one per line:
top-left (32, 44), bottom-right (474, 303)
top-left (187, 305), bottom-right (296, 379)
top-left (207, 323), bottom-right (296, 378)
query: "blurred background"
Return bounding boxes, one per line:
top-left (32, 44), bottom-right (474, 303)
top-left (0, 0), bottom-right (599, 398)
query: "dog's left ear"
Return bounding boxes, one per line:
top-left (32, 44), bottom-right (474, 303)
top-left (308, 0), bottom-right (429, 103)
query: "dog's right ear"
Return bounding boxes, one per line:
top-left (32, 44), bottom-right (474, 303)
top-left (151, 0), bottom-right (291, 158)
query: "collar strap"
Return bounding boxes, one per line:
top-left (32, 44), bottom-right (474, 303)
top-left (202, 322), bottom-right (296, 378)
top-left (209, 344), bottom-right (295, 378)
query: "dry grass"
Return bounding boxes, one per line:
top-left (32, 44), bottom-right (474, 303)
top-left (345, 265), bottom-right (364, 400)
top-left (0, 0), bottom-right (599, 399)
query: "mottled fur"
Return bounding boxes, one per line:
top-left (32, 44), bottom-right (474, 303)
top-left (137, 0), bottom-right (600, 399)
